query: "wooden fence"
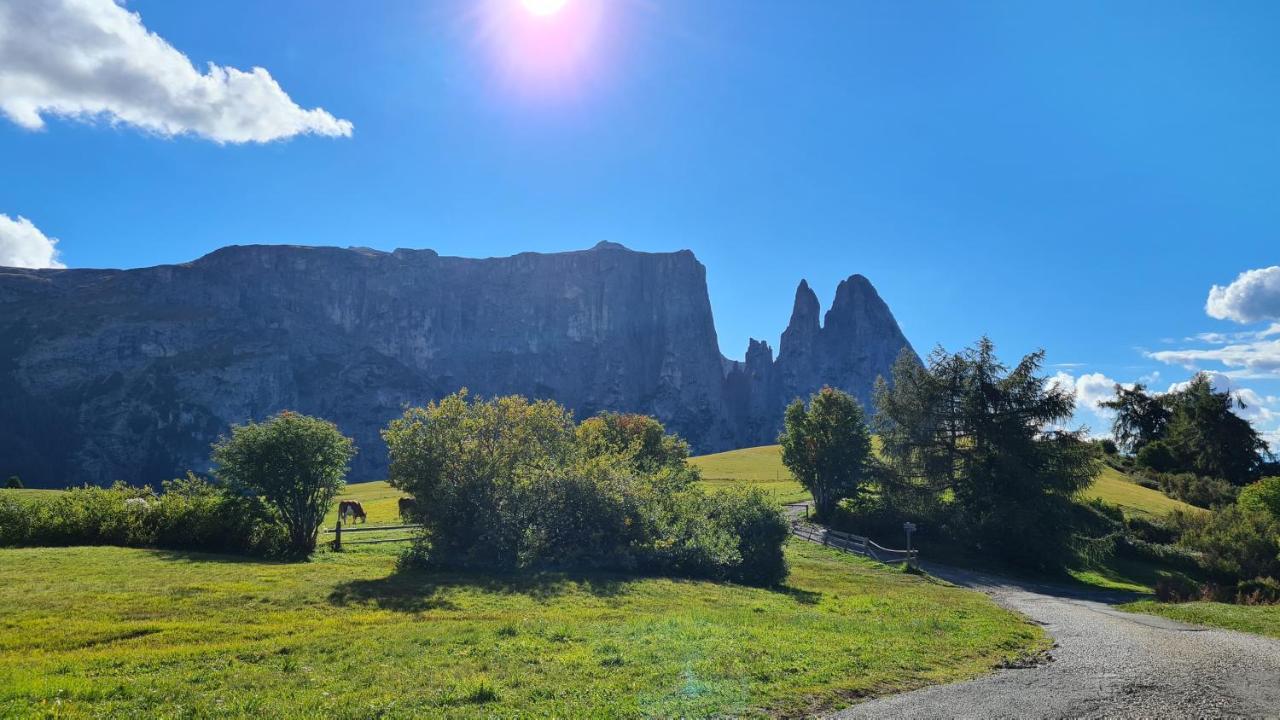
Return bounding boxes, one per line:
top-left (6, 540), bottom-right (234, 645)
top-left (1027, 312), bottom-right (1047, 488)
top-left (322, 522), bottom-right (422, 550)
top-left (790, 521), bottom-right (919, 567)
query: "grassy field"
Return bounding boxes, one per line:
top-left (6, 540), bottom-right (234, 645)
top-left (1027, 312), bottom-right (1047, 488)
top-left (1119, 600), bottom-right (1280, 639)
top-left (1079, 464), bottom-right (1199, 519)
top-left (690, 445), bottom-right (808, 504)
top-left (0, 488), bottom-right (64, 501)
top-left (0, 537), bottom-right (1046, 718)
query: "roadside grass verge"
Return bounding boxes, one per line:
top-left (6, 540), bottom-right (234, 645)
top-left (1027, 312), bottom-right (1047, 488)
top-left (0, 540), bottom-right (1046, 718)
top-left (1120, 601), bottom-right (1280, 639)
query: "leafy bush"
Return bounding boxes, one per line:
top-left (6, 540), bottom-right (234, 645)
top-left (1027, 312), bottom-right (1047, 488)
top-left (1124, 514), bottom-right (1179, 545)
top-left (1236, 576), bottom-right (1280, 605)
top-left (0, 478), bottom-right (285, 556)
top-left (1155, 472), bottom-right (1237, 509)
top-left (386, 391), bottom-right (789, 586)
top-left (1239, 477), bottom-right (1280, 522)
top-left (705, 488), bottom-right (790, 586)
top-left (1136, 441), bottom-right (1177, 474)
top-left (1153, 573), bottom-right (1209, 603)
top-left (1099, 439), bottom-right (1118, 456)
top-left (4, 475), bottom-right (20, 489)
top-left (1174, 505), bottom-right (1280, 583)
top-left (213, 411), bottom-right (356, 556)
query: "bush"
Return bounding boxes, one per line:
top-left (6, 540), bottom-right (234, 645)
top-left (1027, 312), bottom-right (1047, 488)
top-left (1236, 576), bottom-right (1280, 605)
top-left (1156, 472), bottom-right (1236, 509)
top-left (705, 488), bottom-right (790, 586)
top-left (0, 478), bottom-right (285, 556)
top-left (1239, 477), bottom-right (1280, 522)
top-left (4, 475), bottom-right (21, 489)
top-left (1124, 514), bottom-right (1179, 545)
top-left (1099, 439), bottom-right (1118, 456)
top-left (1153, 572), bottom-right (1205, 603)
top-left (1174, 505), bottom-right (1280, 583)
top-left (213, 411), bottom-right (356, 557)
top-left (1136, 441), bottom-right (1178, 473)
top-left (386, 392), bottom-right (790, 585)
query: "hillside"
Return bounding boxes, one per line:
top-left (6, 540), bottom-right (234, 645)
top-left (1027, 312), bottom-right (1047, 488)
top-left (690, 444), bottom-right (1196, 519)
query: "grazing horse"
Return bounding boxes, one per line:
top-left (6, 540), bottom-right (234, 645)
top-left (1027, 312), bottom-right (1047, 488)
top-left (398, 497), bottom-right (417, 520)
top-left (337, 500), bottom-right (367, 524)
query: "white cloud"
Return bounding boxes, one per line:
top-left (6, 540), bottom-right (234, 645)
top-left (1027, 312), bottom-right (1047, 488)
top-left (1048, 371), bottom-right (1124, 416)
top-left (0, 213), bottom-right (65, 268)
top-left (1206, 266), bottom-right (1280, 324)
top-left (1147, 341), bottom-right (1280, 378)
top-left (0, 0), bottom-right (352, 143)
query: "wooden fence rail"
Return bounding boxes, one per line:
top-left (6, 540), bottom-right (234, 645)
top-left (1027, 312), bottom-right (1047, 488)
top-left (323, 522), bottom-right (423, 550)
top-left (791, 521), bottom-right (919, 567)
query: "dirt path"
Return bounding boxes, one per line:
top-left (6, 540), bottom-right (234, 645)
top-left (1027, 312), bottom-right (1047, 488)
top-left (833, 562), bottom-right (1280, 719)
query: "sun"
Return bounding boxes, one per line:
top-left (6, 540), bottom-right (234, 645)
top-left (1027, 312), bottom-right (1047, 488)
top-left (521, 0), bottom-right (568, 17)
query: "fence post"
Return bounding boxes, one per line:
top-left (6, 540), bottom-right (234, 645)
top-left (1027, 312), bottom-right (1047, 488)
top-left (333, 520), bottom-right (342, 551)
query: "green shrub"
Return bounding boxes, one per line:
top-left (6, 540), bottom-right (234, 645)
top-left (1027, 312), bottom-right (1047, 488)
top-left (1136, 441), bottom-right (1178, 473)
top-left (0, 478), bottom-right (285, 556)
top-left (706, 488), bottom-right (790, 586)
top-left (1155, 472), bottom-right (1236, 509)
top-left (1236, 576), bottom-right (1280, 605)
top-left (386, 392), bottom-right (789, 585)
top-left (1174, 505), bottom-right (1280, 583)
top-left (1124, 514), bottom-right (1179, 545)
top-left (1239, 477), bottom-right (1280, 522)
top-left (4, 475), bottom-right (21, 489)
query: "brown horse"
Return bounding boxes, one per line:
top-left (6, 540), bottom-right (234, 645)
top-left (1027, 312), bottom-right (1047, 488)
top-left (337, 500), bottom-right (367, 524)
top-left (398, 497), bottom-right (417, 520)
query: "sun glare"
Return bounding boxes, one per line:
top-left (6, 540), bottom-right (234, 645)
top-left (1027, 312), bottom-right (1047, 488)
top-left (475, 0), bottom-right (608, 97)
top-left (522, 0), bottom-right (568, 17)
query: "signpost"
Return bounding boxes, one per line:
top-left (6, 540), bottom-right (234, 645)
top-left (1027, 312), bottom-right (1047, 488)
top-left (902, 521), bottom-right (917, 569)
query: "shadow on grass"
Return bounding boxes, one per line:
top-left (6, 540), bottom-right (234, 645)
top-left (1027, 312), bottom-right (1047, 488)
top-left (328, 567), bottom-right (634, 612)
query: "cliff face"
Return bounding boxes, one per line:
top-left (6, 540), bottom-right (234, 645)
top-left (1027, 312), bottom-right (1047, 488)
top-left (722, 275), bottom-right (917, 446)
top-left (0, 243), bottom-right (913, 487)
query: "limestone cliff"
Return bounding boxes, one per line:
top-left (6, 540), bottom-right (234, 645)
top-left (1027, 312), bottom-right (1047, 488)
top-left (0, 243), bottom-right (913, 486)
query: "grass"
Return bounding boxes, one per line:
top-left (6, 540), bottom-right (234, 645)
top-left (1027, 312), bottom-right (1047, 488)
top-left (1120, 600), bottom-right (1280, 639)
top-left (0, 540), bottom-right (1046, 718)
top-left (690, 445), bottom-right (808, 504)
top-left (1079, 464), bottom-right (1200, 519)
top-left (327, 481), bottom-right (409, 526)
top-left (0, 488), bottom-right (64, 500)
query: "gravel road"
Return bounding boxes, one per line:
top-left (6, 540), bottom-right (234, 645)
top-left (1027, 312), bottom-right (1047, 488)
top-left (833, 562), bottom-right (1280, 719)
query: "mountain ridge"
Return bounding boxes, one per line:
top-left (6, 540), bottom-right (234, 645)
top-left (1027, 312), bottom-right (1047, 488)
top-left (0, 243), bottom-right (914, 487)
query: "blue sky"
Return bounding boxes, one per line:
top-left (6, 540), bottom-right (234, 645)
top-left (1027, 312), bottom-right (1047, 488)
top-left (2, 0), bottom-right (1279, 444)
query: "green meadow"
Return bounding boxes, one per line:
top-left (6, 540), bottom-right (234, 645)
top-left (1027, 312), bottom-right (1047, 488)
top-left (0, 537), bottom-right (1045, 718)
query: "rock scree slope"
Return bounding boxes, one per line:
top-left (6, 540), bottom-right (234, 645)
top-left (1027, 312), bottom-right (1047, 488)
top-left (0, 242), bottom-right (914, 486)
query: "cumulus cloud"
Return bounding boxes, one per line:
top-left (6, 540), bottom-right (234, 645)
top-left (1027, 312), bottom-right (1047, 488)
top-left (0, 0), bottom-right (353, 143)
top-left (0, 214), bottom-right (65, 268)
top-left (1206, 266), bottom-right (1280, 324)
top-left (1048, 371), bottom-right (1123, 414)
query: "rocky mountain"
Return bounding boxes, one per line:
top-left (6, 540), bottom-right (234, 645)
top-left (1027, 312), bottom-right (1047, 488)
top-left (0, 242), bottom-right (914, 487)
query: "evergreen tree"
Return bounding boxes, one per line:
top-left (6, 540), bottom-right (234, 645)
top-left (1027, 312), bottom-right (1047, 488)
top-left (1164, 374), bottom-right (1270, 485)
top-left (1098, 384), bottom-right (1171, 453)
top-left (874, 338), bottom-right (1099, 566)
